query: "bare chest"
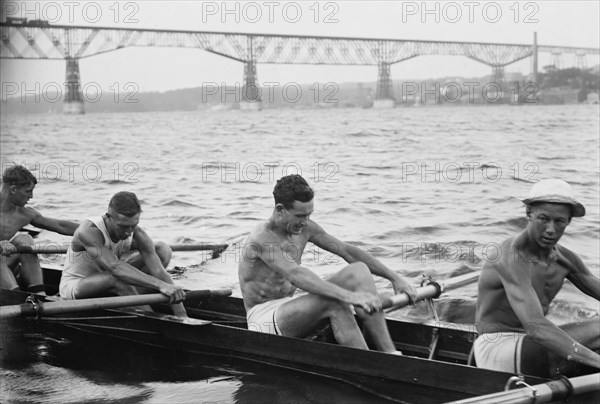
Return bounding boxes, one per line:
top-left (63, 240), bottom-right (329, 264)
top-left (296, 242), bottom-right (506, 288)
top-left (529, 260), bottom-right (569, 311)
top-left (0, 210), bottom-right (31, 240)
top-left (277, 235), bottom-right (309, 264)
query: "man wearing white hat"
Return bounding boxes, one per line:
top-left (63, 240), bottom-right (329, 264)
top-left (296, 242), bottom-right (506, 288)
top-left (474, 179), bottom-right (599, 377)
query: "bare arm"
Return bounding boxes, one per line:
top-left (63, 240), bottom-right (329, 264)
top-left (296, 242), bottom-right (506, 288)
top-left (496, 255), bottom-right (600, 368)
top-left (133, 228), bottom-right (172, 282)
top-left (76, 223), bottom-right (183, 302)
top-left (255, 232), bottom-right (381, 313)
top-left (133, 229), bottom-right (186, 313)
top-left (558, 246), bottom-right (600, 300)
top-left (30, 209), bottom-right (79, 236)
top-left (309, 223), bottom-right (417, 301)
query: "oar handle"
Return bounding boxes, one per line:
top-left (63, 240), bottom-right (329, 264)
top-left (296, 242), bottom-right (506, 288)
top-left (382, 271), bottom-right (480, 312)
top-left (382, 282), bottom-right (442, 310)
top-left (0, 288), bottom-right (233, 319)
top-left (0, 243), bottom-right (228, 255)
top-left (446, 373), bottom-right (600, 404)
top-left (171, 244), bottom-right (228, 253)
top-left (186, 288), bottom-right (232, 300)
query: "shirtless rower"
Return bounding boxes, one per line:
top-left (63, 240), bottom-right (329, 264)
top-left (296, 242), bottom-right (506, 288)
top-left (59, 191), bottom-right (187, 317)
top-left (238, 174), bottom-right (417, 352)
top-left (474, 179), bottom-right (600, 377)
top-left (1, 165), bottom-right (79, 294)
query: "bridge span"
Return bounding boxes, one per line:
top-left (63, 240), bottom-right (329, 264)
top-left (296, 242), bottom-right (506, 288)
top-left (1, 21), bottom-right (598, 112)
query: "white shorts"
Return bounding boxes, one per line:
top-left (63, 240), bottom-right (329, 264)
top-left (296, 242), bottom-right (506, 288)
top-left (59, 251), bottom-right (137, 300)
top-left (9, 231), bottom-right (27, 242)
top-left (246, 296), bottom-right (295, 335)
top-left (58, 270), bottom-right (87, 300)
top-left (473, 332), bottom-right (527, 374)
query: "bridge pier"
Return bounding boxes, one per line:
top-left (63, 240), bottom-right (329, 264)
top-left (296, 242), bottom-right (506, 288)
top-left (551, 50), bottom-right (563, 69)
top-left (63, 57), bottom-right (84, 114)
top-left (240, 60), bottom-right (262, 111)
top-left (374, 62), bottom-right (395, 108)
top-left (532, 32), bottom-right (538, 84)
top-left (491, 65), bottom-right (504, 84)
top-left (575, 52), bottom-right (587, 69)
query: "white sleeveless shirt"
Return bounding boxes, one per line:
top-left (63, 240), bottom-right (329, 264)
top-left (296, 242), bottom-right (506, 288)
top-left (63, 216), bottom-right (133, 276)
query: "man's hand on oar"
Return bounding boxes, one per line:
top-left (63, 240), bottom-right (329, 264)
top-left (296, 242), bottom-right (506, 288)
top-left (159, 283), bottom-right (187, 304)
top-left (0, 240), bottom-right (17, 256)
top-left (348, 291), bottom-right (384, 314)
top-left (390, 277), bottom-right (418, 306)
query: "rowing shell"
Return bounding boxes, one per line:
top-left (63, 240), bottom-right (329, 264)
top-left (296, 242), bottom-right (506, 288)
top-left (1, 266), bottom-right (597, 404)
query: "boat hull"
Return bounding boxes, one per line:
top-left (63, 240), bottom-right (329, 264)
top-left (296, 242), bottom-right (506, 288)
top-left (2, 266), bottom-right (596, 403)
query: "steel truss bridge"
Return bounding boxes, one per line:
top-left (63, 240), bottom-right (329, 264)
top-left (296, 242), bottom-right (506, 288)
top-left (1, 22), bottom-right (599, 112)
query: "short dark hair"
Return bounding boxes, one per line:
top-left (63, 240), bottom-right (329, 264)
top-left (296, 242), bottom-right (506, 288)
top-left (528, 201), bottom-right (573, 219)
top-left (109, 191), bottom-right (142, 217)
top-left (273, 175), bottom-right (314, 209)
top-left (2, 165), bottom-right (37, 187)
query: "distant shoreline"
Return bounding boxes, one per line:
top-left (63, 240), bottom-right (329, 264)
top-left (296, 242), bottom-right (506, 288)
top-left (2, 67), bottom-right (598, 114)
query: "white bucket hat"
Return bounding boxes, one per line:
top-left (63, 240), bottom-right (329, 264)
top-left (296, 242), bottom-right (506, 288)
top-left (521, 179), bottom-right (585, 217)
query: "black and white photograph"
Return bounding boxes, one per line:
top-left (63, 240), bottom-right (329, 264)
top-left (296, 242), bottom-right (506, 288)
top-left (1, 1), bottom-right (599, 403)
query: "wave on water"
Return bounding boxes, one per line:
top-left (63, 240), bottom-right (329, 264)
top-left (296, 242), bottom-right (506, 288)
top-left (0, 364), bottom-right (152, 404)
top-left (406, 225), bottom-right (448, 235)
top-left (329, 206), bottom-right (363, 215)
top-left (171, 235), bottom-right (200, 244)
top-left (28, 203), bottom-right (59, 210)
top-left (372, 230), bottom-right (407, 240)
top-left (168, 215), bottom-right (204, 225)
top-left (101, 179), bottom-right (133, 184)
top-left (209, 223), bottom-right (239, 230)
top-left (394, 240), bottom-right (483, 265)
top-left (537, 155), bottom-right (573, 161)
top-left (560, 178), bottom-right (598, 187)
top-left (485, 216), bottom-right (528, 230)
top-left (356, 164), bottom-right (395, 170)
top-left (159, 199), bottom-right (199, 208)
top-left (347, 131), bottom-right (377, 137)
top-left (379, 199), bottom-right (410, 205)
top-left (548, 299), bottom-right (600, 325)
top-left (509, 175), bottom-right (537, 183)
top-left (227, 210), bottom-right (260, 218)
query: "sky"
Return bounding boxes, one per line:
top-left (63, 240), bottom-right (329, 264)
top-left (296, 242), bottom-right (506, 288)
top-left (1, 0), bottom-right (599, 93)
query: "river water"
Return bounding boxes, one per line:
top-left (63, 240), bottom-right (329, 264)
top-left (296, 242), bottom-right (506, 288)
top-left (1, 104), bottom-right (599, 403)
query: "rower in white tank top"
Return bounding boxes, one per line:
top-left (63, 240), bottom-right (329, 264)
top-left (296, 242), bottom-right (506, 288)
top-left (60, 216), bottom-right (134, 298)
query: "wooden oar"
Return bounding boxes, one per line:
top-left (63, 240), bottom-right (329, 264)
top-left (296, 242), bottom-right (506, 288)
top-left (0, 288), bottom-right (232, 319)
top-left (0, 243), bottom-right (228, 255)
top-left (445, 373), bottom-right (600, 404)
top-left (382, 271), bottom-right (480, 311)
